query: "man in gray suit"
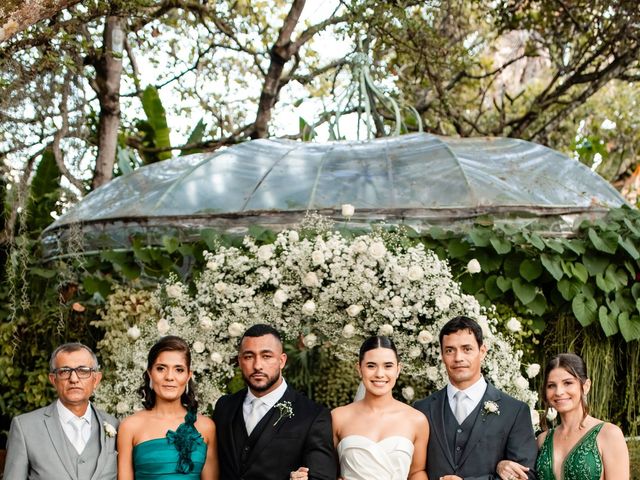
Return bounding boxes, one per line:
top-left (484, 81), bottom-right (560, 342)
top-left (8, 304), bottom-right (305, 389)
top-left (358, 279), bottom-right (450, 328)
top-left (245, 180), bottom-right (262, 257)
top-left (3, 342), bottom-right (118, 480)
top-left (414, 316), bottom-right (537, 480)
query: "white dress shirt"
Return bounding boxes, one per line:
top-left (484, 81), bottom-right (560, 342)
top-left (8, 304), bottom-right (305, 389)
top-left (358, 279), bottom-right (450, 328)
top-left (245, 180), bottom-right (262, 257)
top-left (56, 399), bottom-right (92, 452)
top-left (446, 376), bottom-right (487, 423)
top-left (243, 378), bottom-right (288, 431)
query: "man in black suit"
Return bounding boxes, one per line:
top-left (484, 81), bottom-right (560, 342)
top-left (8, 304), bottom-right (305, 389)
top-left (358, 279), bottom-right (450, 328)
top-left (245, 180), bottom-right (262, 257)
top-left (212, 324), bottom-right (337, 480)
top-left (414, 316), bottom-right (537, 480)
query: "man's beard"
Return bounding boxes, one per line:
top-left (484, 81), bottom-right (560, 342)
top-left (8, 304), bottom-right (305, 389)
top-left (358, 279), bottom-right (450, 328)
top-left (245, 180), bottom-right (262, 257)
top-left (243, 370), bottom-right (281, 392)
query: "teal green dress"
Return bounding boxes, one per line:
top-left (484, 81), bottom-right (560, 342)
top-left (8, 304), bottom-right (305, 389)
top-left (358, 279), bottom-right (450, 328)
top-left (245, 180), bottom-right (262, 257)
top-left (536, 422), bottom-right (604, 480)
top-left (133, 410), bottom-right (207, 479)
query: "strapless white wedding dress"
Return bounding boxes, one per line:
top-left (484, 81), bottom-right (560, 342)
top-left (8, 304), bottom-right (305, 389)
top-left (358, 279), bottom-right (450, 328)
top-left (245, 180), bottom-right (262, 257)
top-left (337, 435), bottom-right (414, 480)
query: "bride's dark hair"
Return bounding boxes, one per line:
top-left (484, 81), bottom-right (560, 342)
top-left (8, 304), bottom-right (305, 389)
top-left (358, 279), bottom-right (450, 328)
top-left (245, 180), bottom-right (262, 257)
top-left (138, 335), bottom-right (198, 411)
top-left (358, 336), bottom-right (399, 363)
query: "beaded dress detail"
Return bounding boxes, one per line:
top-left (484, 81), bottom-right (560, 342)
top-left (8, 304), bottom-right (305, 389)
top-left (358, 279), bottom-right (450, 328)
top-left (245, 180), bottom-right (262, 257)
top-left (536, 422), bottom-right (603, 480)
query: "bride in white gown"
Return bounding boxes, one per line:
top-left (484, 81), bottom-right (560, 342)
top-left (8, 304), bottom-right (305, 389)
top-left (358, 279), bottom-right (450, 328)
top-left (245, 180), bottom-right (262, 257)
top-left (331, 336), bottom-right (429, 480)
top-left (291, 336), bottom-right (429, 480)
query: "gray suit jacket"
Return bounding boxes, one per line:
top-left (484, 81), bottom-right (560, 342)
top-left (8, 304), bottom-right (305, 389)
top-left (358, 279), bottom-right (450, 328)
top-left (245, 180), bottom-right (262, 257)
top-left (414, 381), bottom-right (537, 480)
top-left (3, 401), bottom-right (118, 480)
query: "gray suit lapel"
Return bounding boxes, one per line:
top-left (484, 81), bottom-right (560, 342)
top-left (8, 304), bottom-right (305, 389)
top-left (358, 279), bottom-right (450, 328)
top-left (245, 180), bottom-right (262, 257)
top-left (43, 402), bottom-right (77, 480)
top-left (430, 389), bottom-right (456, 470)
top-left (458, 382), bottom-right (502, 467)
top-left (91, 405), bottom-right (108, 480)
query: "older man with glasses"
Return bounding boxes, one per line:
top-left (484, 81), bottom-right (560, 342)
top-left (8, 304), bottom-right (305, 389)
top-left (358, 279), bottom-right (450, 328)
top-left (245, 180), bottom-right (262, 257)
top-left (3, 342), bottom-right (119, 480)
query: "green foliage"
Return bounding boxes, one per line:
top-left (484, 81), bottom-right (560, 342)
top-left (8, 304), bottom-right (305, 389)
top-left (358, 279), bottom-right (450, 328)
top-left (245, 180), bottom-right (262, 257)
top-left (23, 148), bottom-right (62, 236)
top-left (137, 85), bottom-right (172, 163)
top-left (179, 119), bottom-right (207, 156)
top-left (422, 207), bottom-right (640, 342)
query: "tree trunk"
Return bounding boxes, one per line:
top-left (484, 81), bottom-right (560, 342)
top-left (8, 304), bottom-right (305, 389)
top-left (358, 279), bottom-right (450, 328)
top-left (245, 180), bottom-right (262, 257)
top-left (0, 0), bottom-right (82, 42)
top-left (91, 16), bottom-right (124, 190)
top-left (251, 0), bottom-right (306, 139)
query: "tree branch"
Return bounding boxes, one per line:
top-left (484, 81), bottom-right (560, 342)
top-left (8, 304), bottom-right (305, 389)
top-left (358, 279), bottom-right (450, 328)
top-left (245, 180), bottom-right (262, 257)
top-left (0, 0), bottom-right (83, 43)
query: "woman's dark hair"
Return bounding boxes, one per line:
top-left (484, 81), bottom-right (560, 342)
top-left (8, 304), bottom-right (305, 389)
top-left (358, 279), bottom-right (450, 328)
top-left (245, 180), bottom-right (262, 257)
top-left (358, 336), bottom-right (398, 363)
top-left (138, 335), bottom-right (198, 411)
top-left (542, 352), bottom-right (589, 428)
top-left (438, 315), bottom-right (483, 347)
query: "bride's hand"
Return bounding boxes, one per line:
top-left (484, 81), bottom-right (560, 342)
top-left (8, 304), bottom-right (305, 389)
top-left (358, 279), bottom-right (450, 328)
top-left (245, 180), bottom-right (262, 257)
top-left (290, 466), bottom-right (309, 479)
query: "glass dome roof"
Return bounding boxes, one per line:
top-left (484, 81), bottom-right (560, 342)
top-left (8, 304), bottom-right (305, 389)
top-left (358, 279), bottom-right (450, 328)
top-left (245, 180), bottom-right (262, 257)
top-left (42, 133), bottom-right (626, 257)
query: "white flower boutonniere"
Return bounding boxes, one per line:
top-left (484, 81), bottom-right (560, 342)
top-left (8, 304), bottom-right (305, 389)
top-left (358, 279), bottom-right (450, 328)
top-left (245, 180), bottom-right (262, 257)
top-left (273, 401), bottom-right (294, 427)
top-left (482, 401), bottom-right (500, 419)
top-left (103, 421), bottom-right (117, 437)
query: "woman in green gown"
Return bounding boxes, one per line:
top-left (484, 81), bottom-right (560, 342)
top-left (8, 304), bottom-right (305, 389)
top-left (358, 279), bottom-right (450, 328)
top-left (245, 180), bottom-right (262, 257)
top-left (117, 336), bottom-right (219, 479)
top-left (498, 353), bottom-right (628, 480)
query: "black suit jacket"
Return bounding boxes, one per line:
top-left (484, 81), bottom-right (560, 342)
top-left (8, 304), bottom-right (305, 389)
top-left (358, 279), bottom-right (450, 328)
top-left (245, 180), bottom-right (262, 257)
top-left (414, 381), bottom-right (537, 480)
top-left (212, 385), bottom-right (337, 480)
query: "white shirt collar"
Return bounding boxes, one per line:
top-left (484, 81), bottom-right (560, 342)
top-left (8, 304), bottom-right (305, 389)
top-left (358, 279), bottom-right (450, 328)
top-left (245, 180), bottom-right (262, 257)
top-left (56, 399), bottom-right (92, 426)
top-left (446, 376), bottom-right (487, 407)
top-left (245, 378), bottom-right (288, 408)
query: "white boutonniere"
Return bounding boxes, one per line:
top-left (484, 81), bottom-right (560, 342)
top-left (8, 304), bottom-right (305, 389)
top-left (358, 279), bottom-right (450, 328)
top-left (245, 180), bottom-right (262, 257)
top-left (482, 400), bottom-right (500, 419)
top-left (273, 401), bottom-right (294, 426)
top-left (103, 421), bottom-right (117, 437)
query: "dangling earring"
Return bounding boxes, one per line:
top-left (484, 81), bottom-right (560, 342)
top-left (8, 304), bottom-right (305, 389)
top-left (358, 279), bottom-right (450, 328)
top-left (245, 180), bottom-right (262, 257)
top-left (582, 393), bottom-right (588, 405)
top-left (186, 382), bottom-right (190, 395)
top-left (149, 379), bottom-right (153, 389)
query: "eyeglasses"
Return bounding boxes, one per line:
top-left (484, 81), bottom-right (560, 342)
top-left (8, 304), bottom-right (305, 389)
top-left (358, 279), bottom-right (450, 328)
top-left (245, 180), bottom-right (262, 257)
top-left (52, 366), bottom-right (96, 379)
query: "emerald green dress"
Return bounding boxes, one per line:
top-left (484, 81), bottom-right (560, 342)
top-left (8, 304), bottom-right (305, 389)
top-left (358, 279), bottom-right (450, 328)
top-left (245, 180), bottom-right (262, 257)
top-left (536, 422), bottom-right (604, 480)
top-left (133, 410), bottom-right (207, 479)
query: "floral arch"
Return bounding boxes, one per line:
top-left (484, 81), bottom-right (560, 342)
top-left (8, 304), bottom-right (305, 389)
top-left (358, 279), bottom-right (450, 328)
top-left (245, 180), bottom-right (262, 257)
top-left (94, 220), bottom-right (538, 420)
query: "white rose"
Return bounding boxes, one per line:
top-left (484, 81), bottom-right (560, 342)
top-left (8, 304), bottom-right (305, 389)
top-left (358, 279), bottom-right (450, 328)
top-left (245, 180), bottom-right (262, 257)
top-left (341, 204), bottom-right (355, 218)
top-left (346, 304), bottom-right (364, 317)
top-left (303, 333), bottom-right (318, 348)
top-left (379, 324), bottom-right (394, 336)
top-left (302, 300), bottom-right (316, 315)
top-left (228, 322), bottom-right (245, 338)
top-left (210, 352), bottom-right (223, 364)
top-left (417, 330), bottom-right (434, 345)
top-left (256, 244), bottom-right (274, 261)
top-left (506, 317), bottom-right (522, 332)
top-left (408, 346), bottom-right (422, 359)
top-left (302, 271), bottom-right (320, 288)
top-left (193, 341), bottom-right (206, 354)
top-left (311, 250), bottom-right (325, 265)
top-left (514, 376), bottom-right (529, 390)
top-left (174, 312), bottom-right (188, 325)
top-left (352, 239), bottom-right (368, 254)
top-left (407, 265), bottom-right (424, 281)
top-left (546, 407), bottom-right (558, 421)
top-left (103, 422), bottom-right (117, 437)
top-left (288, 230), bottom-right (299, 242)
top-left (426, 366), bottom-right (439, 382)
top-left (466, 258), bottom-right (481, 274)
top-left (273, 289), bottom-right (288, 306)
top-left (127, 325), bottom-right (141, 340)
top-left (402, 387), bottom-right (415, 401)
top-left (342, 324), bottom-right (356, 338)
top-left (530, 408), bottom-right (540, 427)
top-left (165, 284), bottom-right (182, 299)
top-left (390, 296), bottom-right (403, 308)
top-left (526, 363), bottom-right (541, 378)
top-left (157, 318), bottom-right (170, 334)
top-left (368, 241), bottom-right (387, 260)
top-left (476, 317), bottom-right (492, 338)
top-left (116, 401), bottom-right (129, 415)
top-left (206, 260), bottom-right (217, 270)
top-left (214, 281), bottom-right (227, 294)
top-left (200, 317), bottom-right (213, 330)
top-left (435, 295), bottom-right (452, 311)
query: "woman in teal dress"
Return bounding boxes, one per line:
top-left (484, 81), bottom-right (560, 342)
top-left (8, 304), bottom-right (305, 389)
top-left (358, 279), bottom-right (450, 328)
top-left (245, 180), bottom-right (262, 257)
top-left (117, 336), bottom-right (219, 479)
top-left (498, 353), bottom-right (628, 480)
